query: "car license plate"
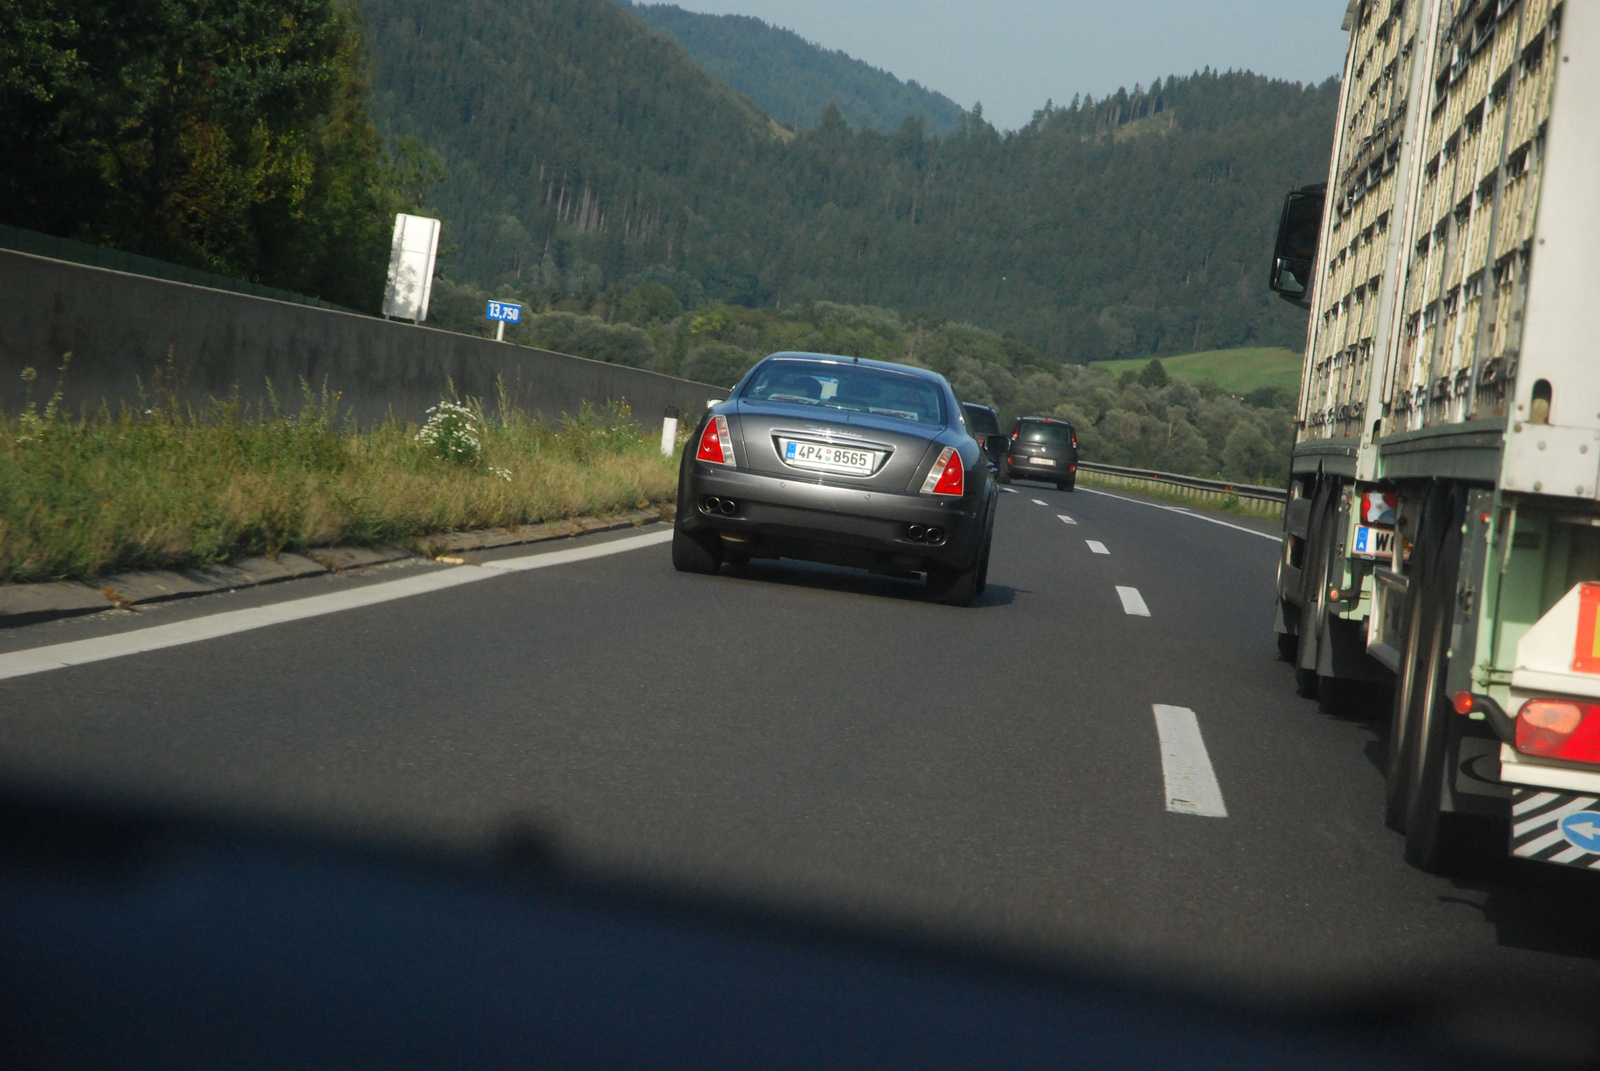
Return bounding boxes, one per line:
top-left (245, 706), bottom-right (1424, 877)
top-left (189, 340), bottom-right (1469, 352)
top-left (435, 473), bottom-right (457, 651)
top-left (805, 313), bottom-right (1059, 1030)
top-left (780, 438), bottom-right (879, 475)
top-left (1030, 456), bottom-right (1056, 466)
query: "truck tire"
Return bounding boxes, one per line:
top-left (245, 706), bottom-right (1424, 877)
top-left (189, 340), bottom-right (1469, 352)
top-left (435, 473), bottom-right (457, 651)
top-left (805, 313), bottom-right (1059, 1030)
top-left (1294, 480), bottom-right (1336, 699)
top-left (1384, 489), bottom-right (1445, 833)
top-left (1399, 486), bottom-right (1488, 873)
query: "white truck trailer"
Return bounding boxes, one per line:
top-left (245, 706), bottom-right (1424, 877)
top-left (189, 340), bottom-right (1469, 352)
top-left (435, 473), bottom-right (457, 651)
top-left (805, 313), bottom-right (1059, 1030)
top-left (1270, 0), bottom-right (1600, 872)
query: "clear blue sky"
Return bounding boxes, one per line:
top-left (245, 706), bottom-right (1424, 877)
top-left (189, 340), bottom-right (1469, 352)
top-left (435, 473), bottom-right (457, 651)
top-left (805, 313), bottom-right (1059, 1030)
top-left (660, 1), bottom-right (1349, 130)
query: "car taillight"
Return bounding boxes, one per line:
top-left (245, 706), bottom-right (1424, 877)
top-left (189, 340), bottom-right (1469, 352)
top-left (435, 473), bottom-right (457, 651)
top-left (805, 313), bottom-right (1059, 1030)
top-left (1516, 699), bottom-right (1600, 763)
top-left (921, 446), bottom-right (964, 496)
top-left (696, 415), bottom-right (733, 465)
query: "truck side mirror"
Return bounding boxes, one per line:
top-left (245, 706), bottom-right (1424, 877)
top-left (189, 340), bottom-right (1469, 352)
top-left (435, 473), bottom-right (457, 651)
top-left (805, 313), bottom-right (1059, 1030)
top-left (1269, 184), bottom-right (1325, 310)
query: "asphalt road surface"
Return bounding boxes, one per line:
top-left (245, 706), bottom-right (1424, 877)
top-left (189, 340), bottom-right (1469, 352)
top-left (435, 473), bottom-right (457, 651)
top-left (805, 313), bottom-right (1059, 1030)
top-left (4, 482), bottom-right (1600, 1025)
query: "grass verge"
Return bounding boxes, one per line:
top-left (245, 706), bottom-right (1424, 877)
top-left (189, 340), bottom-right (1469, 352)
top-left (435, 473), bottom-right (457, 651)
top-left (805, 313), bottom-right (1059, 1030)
top-left (1075, 469), bottom-right (1284, 522)
top-left (1, 383), bottom-right (679, 584)
top-left (1091, 346), bottom-right (1302, 395)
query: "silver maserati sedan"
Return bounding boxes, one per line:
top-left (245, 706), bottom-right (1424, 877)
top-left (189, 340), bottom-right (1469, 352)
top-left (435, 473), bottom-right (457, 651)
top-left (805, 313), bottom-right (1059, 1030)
top-left (672, 352), bottom-right (1005, 606)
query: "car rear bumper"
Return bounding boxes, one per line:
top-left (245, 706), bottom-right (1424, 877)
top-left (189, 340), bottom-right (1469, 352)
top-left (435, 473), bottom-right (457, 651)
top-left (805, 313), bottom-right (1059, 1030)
top-left (682, 463), bottom-right (986, 569)
top-left (1007, 456), bottom-right (1076, 480)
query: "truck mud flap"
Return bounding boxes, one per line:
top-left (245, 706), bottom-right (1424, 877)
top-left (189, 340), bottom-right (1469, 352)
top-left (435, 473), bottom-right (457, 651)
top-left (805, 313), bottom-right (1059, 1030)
top-left (1510, 790), bottom-right (1600, 870)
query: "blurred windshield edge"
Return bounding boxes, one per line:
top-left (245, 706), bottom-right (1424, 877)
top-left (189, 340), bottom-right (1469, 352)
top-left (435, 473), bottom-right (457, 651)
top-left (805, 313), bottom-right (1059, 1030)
top-left (0, 776), bottom-right (1535, 1069)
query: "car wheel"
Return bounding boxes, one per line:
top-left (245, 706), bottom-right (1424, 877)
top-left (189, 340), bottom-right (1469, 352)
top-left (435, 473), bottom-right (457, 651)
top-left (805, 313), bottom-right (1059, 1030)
top-left (926, 559), bottom-right (980, 607)
top-left (974, 535), bottom-right (992, 596)
top-left (1063, 476), bottom-right (1076, 492)
top-left (998, 466), bottom-right (1011, 485)
top-left (671, 524), bottom-right (722, 574)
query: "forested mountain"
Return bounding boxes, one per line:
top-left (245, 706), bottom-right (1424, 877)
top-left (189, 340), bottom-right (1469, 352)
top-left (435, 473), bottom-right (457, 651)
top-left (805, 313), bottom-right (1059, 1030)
top-left (358, 0), bottom-right (1336, 363)
top-left (1, 0), bottom-right (422, 311)
top-left (617, 2), bottom-right (965, 136)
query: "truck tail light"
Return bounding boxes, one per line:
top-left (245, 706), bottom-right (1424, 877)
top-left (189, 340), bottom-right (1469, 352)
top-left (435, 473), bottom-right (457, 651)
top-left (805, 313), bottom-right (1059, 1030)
top-left (1516, 699), bottom-right (1600, 763)
top-left (921, 446), bottom-right (963, 496)
top-left (696, 415), bottom-right (733, 465)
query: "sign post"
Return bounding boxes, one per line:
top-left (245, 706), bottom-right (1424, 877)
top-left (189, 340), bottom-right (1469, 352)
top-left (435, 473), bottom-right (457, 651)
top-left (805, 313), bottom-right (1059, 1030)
top-left (660, 406), bottom-right (679, 457)
top-left (485, 300), bottom-right (524, 342)
top-left (382, 214), bottom-right (442, 324)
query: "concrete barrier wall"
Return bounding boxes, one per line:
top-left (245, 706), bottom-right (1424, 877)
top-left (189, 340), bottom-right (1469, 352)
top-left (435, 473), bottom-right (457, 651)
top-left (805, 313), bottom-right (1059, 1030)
top-left (0, 250), bottom-right (726, 427)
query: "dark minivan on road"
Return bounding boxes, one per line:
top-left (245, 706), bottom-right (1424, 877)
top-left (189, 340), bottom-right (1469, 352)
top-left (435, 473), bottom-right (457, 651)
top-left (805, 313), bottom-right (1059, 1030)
top-left (1003, 416), bottom-right (1077, 491)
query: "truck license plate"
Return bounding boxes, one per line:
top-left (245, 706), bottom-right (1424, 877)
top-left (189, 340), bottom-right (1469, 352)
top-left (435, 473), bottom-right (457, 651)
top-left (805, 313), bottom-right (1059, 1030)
top-left (1352, 524), bottom-right (1394, 559)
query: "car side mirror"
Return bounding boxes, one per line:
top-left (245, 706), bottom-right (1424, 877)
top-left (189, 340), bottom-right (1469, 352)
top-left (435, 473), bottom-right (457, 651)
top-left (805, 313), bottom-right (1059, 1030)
top-left (984, 434), bottom-right (1010, 455)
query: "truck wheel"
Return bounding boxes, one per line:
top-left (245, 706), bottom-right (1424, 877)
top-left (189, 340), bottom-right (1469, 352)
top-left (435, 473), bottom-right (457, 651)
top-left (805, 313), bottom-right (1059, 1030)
top-left (1384, 546), bottom-right (1430, 833)
top-left (1276, 630), bottom-right (1298, 662)
top-left (1400, 487), bottom-right (1485, 873)
top-left (1294, 480), bottom-right (1336, 698)
top-left (671, 524), bottom-right (723, 574)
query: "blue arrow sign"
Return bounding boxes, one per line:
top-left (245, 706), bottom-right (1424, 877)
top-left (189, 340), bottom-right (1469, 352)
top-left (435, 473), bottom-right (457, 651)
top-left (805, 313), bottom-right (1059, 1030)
top-left (1560, 811), bottom-right (1600, 853)
top-left (486, 300), bottom-right (523, 324)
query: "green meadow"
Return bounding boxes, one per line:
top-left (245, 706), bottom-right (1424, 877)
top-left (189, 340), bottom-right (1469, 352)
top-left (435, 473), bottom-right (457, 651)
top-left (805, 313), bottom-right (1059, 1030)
top-left (1092, 347), bottom-right (1303, 396)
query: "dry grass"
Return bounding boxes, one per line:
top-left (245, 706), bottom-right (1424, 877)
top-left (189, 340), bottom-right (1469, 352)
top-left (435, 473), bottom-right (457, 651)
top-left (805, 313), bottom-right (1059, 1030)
top-left (0, 383), bottom-right (679, 583)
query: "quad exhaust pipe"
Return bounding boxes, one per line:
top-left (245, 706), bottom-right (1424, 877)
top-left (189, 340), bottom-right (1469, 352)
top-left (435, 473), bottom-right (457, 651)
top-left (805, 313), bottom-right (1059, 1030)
top-left (701, 495), bottom-right (739, 516)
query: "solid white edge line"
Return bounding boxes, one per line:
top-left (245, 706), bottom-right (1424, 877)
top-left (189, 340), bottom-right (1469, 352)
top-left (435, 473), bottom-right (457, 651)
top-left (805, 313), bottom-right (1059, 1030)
top-left (1086, 540), bottom-right (1110, 555)
top-left (1115, 586), bottom-right (1149, 616)
top-left (0, 529), bottom-right (674, 682)
top-left (1057, 514), bottom-right (1077, 525)
top-left (1079, 487), bottom-right (1283, 542)
top-left (1152, 704), bottom-right (1228, 817)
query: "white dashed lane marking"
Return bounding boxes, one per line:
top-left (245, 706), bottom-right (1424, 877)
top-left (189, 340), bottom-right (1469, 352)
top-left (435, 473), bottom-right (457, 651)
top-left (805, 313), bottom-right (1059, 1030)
top-left (1031, 499), bottom-right (1048, 506)
top-left (1115, 586), bottom-right (1149, 616)
top-left (1001, 487), bottom-right (1018, 494)
top-left (1086, 540), bottom-right (1109, 555)
top-left (1057, 514), bottom-right (1076, 525)
top-left (1152, 705), bottom-right (1228, 817)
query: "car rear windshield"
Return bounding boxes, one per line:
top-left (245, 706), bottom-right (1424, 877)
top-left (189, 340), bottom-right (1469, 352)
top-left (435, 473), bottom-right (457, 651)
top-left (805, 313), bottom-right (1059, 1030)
top-left (742, 360), bottom-right (946, 424)
top-left (1018, 422), bottom-right (1073, 445)
top-left (964, 406), bottom-right (1000, 435)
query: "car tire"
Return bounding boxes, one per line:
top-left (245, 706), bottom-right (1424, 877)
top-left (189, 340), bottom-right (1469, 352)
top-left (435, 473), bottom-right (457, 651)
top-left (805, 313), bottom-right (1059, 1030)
top-left (671, 524), bottom-right (722, 574)
top-left (926, 557), bottom-right (980, 607)
top-left (1062, 475), bottom-right (1076, 492)
top-left (974, 535), bottom-right (992, 596)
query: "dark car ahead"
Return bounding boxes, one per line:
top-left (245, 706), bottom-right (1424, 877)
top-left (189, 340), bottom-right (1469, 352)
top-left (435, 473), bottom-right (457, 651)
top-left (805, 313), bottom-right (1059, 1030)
top-left (962, 402), bottom-right (1006, 472)
top-left (673, 352), bottom-right (1006, 606)
top-left (1003, 416), bottom-right (1077, 491)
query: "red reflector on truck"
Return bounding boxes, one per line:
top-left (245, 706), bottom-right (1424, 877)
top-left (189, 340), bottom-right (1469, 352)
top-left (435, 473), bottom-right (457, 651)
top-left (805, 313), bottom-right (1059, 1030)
top-left (1516, 699), bottom-right (1600, 763)
top-left (1573, 584), bottom-right (1600, 674)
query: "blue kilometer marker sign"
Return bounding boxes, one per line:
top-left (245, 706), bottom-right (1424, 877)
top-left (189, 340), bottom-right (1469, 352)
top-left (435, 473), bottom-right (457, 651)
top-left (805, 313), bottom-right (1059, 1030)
top-left (486, 300), bottom-right (523, 341)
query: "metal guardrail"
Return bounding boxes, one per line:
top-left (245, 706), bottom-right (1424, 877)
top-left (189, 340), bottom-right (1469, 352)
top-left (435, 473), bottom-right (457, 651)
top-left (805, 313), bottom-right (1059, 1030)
top-left (1075, 461), bottom-right (1288, 504)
